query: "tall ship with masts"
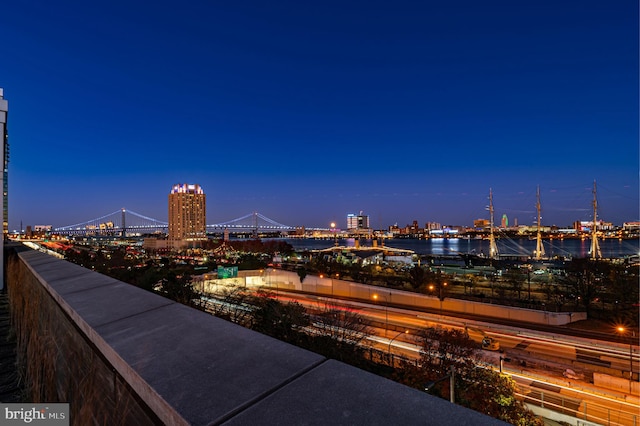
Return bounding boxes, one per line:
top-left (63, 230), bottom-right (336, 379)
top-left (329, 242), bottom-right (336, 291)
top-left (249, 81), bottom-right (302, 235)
top-left (589, 180), bottom-right (602, 260)
top-left (532, 185), bottom-right (545, 260)
top-left (460, 184), bottom-right (604, 267)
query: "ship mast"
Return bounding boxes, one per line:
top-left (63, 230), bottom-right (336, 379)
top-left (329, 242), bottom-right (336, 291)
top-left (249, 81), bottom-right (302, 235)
top-left (534, 186), bottom-right (545, 260)
top-left (488, 188), bottom-right (498, 258)
top-left (590, 180), bottom-right (602, 260)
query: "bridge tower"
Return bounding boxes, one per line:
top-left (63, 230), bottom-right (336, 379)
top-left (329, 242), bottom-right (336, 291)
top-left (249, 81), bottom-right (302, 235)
top-left (253, 212), bottom-right (258, 239)
top-left (121, 208), bottom-right (126, 238)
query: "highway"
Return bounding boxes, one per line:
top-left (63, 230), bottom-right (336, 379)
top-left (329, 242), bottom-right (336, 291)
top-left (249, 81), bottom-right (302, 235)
top-left (269, 290), bottom-right (640, 426)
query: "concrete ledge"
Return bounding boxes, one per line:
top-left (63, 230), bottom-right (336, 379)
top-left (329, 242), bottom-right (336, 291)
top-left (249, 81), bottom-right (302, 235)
top-left (224, 359), bottom-right (490, 425)
top-left (9, 244), bottom-right (506, 425)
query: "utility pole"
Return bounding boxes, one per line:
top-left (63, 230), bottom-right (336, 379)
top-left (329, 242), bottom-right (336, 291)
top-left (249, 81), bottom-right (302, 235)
top-left (449, 365), bottom-right (455, 404)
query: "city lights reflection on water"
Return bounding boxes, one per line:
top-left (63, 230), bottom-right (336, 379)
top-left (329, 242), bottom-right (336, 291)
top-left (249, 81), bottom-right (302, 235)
top-left (267, 237), bottom-right (638, 258)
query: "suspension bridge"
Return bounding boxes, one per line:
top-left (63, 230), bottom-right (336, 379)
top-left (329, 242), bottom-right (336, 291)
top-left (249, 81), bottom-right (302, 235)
top-left (54, 208), bottom-right (299, 236)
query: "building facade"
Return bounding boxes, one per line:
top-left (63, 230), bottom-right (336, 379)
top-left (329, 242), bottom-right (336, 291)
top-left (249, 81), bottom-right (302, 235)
top-left (168, 184), bottom-right (207, 249)
top-left (347, 212), bottom-right (369, 230)
top-left (0, 89), bottom-right (8, 289)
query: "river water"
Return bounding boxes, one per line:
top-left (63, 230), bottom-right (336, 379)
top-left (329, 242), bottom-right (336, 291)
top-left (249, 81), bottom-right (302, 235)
top-left (268, 237), bottom-right (639, 259)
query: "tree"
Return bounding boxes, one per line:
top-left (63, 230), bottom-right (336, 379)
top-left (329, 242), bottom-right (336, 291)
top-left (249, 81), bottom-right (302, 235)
top-left (137, 265), bottom-right (165, 292)
top-left (462, 275), bottom-right (478, 295)
top-left (161, 271), bottom-right (199, 307)
top-left (460, 367), bottom-right (543, 425)
top-left (206, 287), bottom-right (256, 327)
top-left (296, 266), bottom-right (307, 284)
top-left (251, 292), bottom-right (309, 343)
top-left (236, 254), bottom-right (267, 270)
top-left (408, 265), bottom-right (426, 290)
top-left (539, 282), bottom-right (565, 311)
top-left (504, 268), bottom-right (525, 300)
top-left (607, 263), bottom-right (639, 322)
top-left (311, 305), bottom-right (372, 348)
top-left (396, 326), bottom-right (542, 426)
top-left (563, 258), bottom-right (602, 317)
top-left (417, 326), bottom-right (476, 378)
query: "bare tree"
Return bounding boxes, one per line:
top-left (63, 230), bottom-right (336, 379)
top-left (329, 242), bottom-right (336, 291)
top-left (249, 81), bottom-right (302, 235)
top-left (311, 304), bottom-right (372, 347)
top-left (504, 268), bottom-right (525, 300)
top-left (205, 286), bottom-right (257, 327)
top-left (417, 326), bottom-right (477, 376)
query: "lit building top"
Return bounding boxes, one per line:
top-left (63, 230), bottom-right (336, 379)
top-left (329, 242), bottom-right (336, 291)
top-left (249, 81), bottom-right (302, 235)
top-left (171, 183), bottom-right (204, 195)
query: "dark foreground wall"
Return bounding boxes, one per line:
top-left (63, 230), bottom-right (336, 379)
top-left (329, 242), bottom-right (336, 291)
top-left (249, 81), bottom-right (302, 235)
top-left (6, 244), bottom-right (505, 425)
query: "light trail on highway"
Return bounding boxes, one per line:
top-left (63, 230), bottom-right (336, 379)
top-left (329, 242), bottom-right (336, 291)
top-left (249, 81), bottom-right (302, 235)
top-left (274, 289), bottom-right (640, 421)
top-left (202, 286), bottom-right (639, 424)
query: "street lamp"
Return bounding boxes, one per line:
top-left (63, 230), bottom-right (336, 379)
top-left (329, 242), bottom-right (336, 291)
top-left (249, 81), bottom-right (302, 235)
top-left (388, 330), bottom-right (409, 355)
top-left (372, 293), bottom-right (389, 337)
top-left (424, 365), bottom-right (455, 404)
top-left (499, 356), bottom-right (511, 374)
top-left (616, 326), bottom-right (635, 384)
top-left (429, 281), bottom-right (447, 316)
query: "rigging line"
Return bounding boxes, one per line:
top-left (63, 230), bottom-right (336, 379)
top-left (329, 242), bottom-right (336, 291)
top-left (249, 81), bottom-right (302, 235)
top-left (542, 241), bottom-right (573, 257)
top-left (596, 188), bottom-right (639, 201)
top-left (494, 231), bottom-right (531, 255)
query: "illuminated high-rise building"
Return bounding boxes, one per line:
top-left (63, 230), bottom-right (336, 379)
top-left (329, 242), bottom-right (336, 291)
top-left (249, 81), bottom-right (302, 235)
top-left (347, 212), bottom-right (370, 230)
top-left (0, 89), bottom-right (8, 289)
top-left (501, 214), bottom-right (508, 228)
top-left (168, 184), bottom-right (207, 249)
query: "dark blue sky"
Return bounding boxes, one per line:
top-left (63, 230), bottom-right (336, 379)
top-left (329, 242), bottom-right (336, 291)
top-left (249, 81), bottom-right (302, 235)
top-left (2, 1), bottom-right (638, 230)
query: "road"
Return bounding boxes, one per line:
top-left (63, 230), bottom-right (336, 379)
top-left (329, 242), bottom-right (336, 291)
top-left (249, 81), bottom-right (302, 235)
top-left (270, 290), bottom-right (639, 425)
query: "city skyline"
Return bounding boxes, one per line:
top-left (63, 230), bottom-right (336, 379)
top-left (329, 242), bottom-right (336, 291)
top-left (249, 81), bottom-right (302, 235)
top-left (1, 1), bottom-right (638, 230)
top-left (17, 182), bottom-right (640, 232)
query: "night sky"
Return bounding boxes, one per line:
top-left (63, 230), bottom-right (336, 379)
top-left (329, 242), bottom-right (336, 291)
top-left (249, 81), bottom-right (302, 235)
top-left (1, 1), bottom-right (638, 230)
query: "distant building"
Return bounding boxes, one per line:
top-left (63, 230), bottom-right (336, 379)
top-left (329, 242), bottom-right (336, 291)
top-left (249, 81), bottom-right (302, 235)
top-left (143, 237), bottom-right (169, 251)
top-left (168, 183), bottom-right (207, 249)
top-left (347, 214), bottom-right (358, 229)
top-left (516, 225), bottom-right (552, 235)
top-left (501, 214), bottom-right (508, 228)
top-left (0, 89), bottom-right (8, 289)
top-left (473, 218), bottom-right (489, 229)
top-left (425, 222), bottom-right (441, 231)
top-left (623, 222), bottom-right (640, 231)
top-left (347, 212), bottom-right (370, 230)
top-left (574, 220), bottom-right (613, 232)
